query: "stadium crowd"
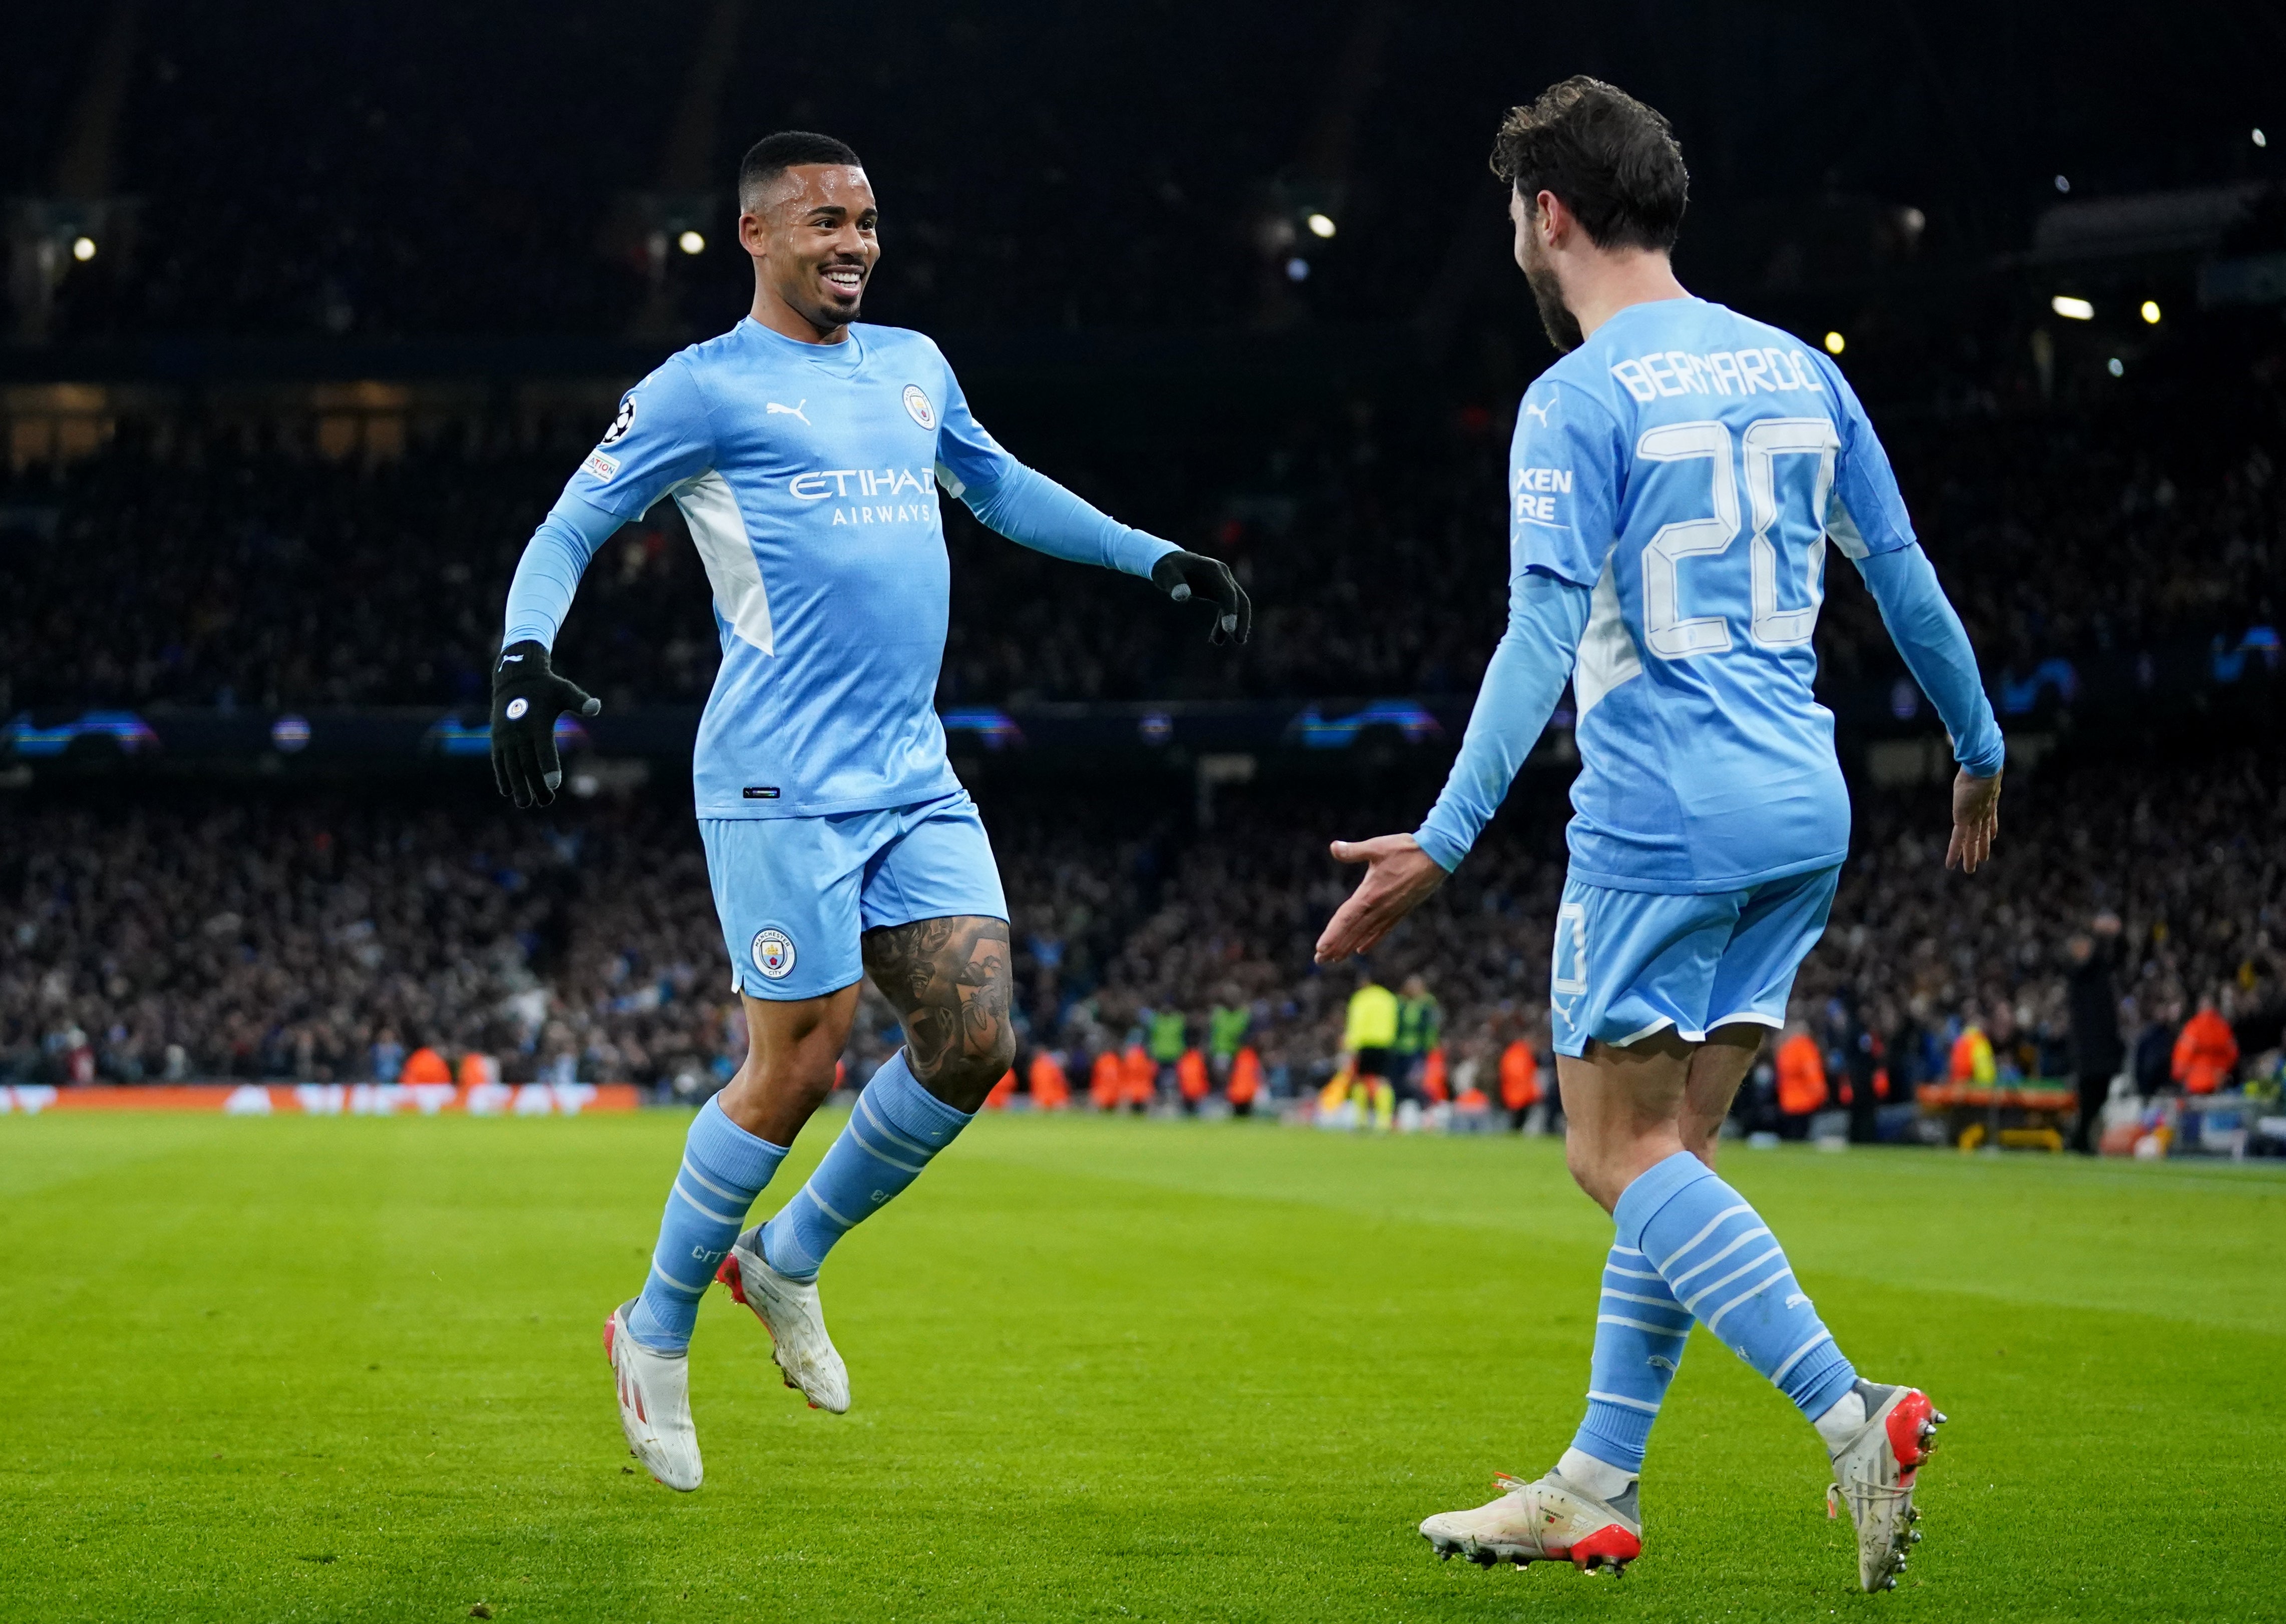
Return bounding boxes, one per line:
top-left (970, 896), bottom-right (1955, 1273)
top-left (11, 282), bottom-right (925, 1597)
top-left (6, 755), bottom-right (2281, 1118)
top-left (4, 324), bottom-right (2281, 718)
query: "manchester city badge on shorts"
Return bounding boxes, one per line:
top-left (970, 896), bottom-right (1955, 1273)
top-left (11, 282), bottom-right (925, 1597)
top-left (750, 926), bottom-right (797, 981)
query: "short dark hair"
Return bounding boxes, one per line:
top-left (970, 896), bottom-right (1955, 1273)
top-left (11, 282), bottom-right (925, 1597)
top-left (1489, 77), bottom-right (1687, 252)
top-left (738, 131), bottom-right (863, 214)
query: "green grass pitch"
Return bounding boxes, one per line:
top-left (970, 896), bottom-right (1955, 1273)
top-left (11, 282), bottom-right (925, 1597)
top-left (3, 1113), bottom-right (2279, 1621)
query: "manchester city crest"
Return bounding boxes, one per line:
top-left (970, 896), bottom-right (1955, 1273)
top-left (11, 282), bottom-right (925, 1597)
top-left (750, 927), bottom-right (797, 980)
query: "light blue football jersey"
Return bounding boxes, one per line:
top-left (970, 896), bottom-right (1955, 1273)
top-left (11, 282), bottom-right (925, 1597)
top-left (564, 318), bottom-right (1095, 819)
top-left (1510, 297), bottom-right (1916, 892)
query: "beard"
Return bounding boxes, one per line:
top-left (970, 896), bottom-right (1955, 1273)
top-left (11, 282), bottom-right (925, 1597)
top-left (1524, 257), bottom-right (1583, 354)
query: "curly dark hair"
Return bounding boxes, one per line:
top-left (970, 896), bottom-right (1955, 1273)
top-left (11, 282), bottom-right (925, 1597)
top-left (1490, 77), bottom-right (1688, 253)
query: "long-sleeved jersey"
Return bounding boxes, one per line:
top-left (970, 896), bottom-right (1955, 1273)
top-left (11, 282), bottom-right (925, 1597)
top-left (503, 316), bottom-right (1174, 818)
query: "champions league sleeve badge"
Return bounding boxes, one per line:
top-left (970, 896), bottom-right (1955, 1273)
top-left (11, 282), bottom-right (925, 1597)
top-left (601, 394), bottom-right (637, 446)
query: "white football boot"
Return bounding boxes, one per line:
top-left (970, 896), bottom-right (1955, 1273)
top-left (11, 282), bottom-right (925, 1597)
top-left (602, 1301), bottom-right (702, 1491)
top-left (1826, 1381), bottom-right (1944, 1591)
top-left (1421, 1471), bottom-right (1643, 1574)
top-left (715, 1228), bottom-right (851, 1414)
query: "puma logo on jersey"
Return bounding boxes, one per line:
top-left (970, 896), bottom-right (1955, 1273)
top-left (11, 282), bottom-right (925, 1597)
top-left (767, 399), bottom-right (810, 424)
top-left (1523, 397), bottom-right (1554, 426)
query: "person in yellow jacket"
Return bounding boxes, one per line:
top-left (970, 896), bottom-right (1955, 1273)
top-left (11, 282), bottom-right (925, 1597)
top-left (1343, 969), bottom-right (1400, 1129)
top-left (1947, 1021), bottom-right (1997, 1087)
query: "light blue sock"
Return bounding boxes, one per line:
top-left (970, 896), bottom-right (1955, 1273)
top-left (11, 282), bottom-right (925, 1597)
top-left (625, 1096), bottom-right (787, 1353)
top-left (1569, 1240), bottom-right (1694, 1473)
top-left (1618, 1151), bottom-right (1858, 1422)
top-left (758, 1051), bottom-right (971, 1282)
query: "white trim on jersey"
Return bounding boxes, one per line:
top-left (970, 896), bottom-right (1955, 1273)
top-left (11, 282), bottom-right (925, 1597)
top-left (1573, 553), bottom-right (1645, 720)
top-left (1823, 488), bottom-right (1872, 561)
top-left (674, 471), bottom-right (775, 654)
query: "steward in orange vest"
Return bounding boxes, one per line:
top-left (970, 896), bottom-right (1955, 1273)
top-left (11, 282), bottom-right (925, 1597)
top-left (1029, 1050), bottom-right (1071, 1110)
top-left (1776, 1028), bottom-right (1828, 1117)
top-left (1089, 1050), bottom-right (1121, 1111)
top-left (1227, 1045), bottom-right (1263, 1113)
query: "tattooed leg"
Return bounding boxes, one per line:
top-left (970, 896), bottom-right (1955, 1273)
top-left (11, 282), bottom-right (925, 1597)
top-left (862, 914), bottom-right (1017, 1112)
top-left (753, 915), bottom-right (1014, 1283)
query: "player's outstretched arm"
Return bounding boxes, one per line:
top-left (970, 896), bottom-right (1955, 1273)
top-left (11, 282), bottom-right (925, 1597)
top-left (1854, 544), bottom-right (2006, 872)
top-left (1314, 567), bottom-right (1588, 962)
top-left (957, 462), bottom-right (1250, 644)
top-left (491, 491), bottom-right (621, 809)
top-left (931, 350), bottom-right (1249, 642)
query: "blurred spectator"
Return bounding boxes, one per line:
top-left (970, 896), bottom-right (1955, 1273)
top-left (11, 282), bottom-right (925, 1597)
top-left (1393, 973), bottom-right (1442, 1104)
top-left (2065, 912), bottom-right (2125, 1151)
top-left (2172, 992), bottom-right (2238, 1095)
top-left (1498, 1035), bottom-right (1540, 1131)
top-left (1775, 1018), bottom-right (1828, 1137)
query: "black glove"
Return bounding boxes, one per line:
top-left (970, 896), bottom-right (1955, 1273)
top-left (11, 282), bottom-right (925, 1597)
top-left (1151, 550), bottom-right (1252, 645)
top-left (490, 640), bottom-right (601, 809)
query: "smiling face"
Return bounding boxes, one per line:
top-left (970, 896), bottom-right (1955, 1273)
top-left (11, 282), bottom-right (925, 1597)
top-left (740, 163), bottom-right (880, 341)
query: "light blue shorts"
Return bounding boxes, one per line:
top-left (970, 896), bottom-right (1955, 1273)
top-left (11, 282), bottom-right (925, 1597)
top-left (700, 790), bottom-right (1008, 1001)
top-left (1548, 865), bottom-right (1839, 1058)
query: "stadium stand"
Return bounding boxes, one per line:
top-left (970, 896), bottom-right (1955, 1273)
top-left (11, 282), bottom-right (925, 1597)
top-left (7, 754), bottom-right (2282, 1118)
top-left (4, 327), bottom-right (2280, 714)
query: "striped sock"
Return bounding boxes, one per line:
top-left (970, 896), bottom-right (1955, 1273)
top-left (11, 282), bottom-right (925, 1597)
top-left (759, 1051), bottom-right (971, 1281)
top-left (625, 1096), bottom-right (787, 1353)
top-left (1569, 1239), bottom-right (1694, 1474)
top-left (1619, 1151), bottom-right (1858, 1423)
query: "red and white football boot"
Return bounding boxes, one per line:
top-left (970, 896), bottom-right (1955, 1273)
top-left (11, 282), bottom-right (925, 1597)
top-left (602, 1300), bottom-right (702, 1491)
top-left (1827, 1382), bottom-right (1944, 1591)
top-left (715, 1229), bottom-right (851, 1414)
top-left (1420, 1470), bottom-right (1642, 1575)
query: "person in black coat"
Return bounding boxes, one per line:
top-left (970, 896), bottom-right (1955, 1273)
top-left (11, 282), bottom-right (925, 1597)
top-left (2065, 913), bottom-right (2124, 1153)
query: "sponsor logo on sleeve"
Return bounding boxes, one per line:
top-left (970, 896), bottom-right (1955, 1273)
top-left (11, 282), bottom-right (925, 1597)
top-left (1512, 464), bottom-right (1574, 527)
top-left (601, 394), bottom-right (637, 445)
top-left (901, 383), bottom-right (935, 429)
top-left (582, 450), bottom-right (620, 482)
top-left (750, 927), bottom-right (797, 981)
